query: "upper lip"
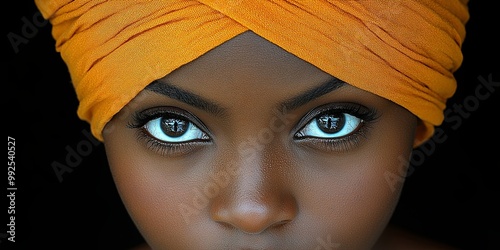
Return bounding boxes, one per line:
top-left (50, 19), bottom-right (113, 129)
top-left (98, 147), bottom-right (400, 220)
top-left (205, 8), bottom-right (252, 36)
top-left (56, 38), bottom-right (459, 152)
top-left (226, 234), bottom-right (277, 250)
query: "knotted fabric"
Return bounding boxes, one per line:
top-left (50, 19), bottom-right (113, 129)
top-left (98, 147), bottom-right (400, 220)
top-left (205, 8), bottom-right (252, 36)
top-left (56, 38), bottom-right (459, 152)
top-left (34, 0), bottom-right (470, 147)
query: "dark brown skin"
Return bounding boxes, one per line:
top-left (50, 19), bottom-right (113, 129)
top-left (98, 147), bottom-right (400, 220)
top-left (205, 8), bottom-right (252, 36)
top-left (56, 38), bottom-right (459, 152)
top-left (103, 31), bottom-right (419, 249)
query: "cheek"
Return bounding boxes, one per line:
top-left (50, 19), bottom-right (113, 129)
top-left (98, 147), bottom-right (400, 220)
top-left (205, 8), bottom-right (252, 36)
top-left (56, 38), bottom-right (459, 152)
top-left (105, 139), bottom-right (409, 249)
top-left (104, 138), bottom-right (198, 249)
top-left (297, 148), bottom-right (410, 249)
top-left (102, 102), bottom-right (416, 249)
top-left (297, 122), bottom-right (415, 248)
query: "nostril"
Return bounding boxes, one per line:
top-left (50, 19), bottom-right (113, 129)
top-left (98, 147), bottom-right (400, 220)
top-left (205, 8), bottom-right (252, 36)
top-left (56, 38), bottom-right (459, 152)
top-left (217, 218), bottom-right (290, 235)
top-left (211, 201), bottom-right (296, 234)
top-left (272, 219), bottom-right (292, 228)
top-left (216, 220), bottom-right (237, 230)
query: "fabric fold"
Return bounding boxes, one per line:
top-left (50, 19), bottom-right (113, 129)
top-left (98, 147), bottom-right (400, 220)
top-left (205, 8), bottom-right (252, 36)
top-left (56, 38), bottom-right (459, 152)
top-left (34, 0), bottom-right (470, 147)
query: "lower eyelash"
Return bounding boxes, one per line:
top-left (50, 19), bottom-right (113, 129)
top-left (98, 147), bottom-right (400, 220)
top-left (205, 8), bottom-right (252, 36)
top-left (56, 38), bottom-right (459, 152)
top-left (135, 129), bottom-right (208, 157)
top-left (295, 119), bottom-right (372, 152)
top-left (129, 107), bottom-right (212, 156)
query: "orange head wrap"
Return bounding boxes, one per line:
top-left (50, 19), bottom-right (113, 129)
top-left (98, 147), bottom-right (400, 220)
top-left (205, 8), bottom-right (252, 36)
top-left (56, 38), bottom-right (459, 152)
top-left (35, 0), bottom-right (469, 147)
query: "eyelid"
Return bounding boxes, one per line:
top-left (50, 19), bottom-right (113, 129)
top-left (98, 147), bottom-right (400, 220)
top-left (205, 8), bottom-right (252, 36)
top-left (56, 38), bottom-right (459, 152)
top-left (291, 102), bottom-right (378, 152)
top-left (293, 102), bottom-right (377, 135)
top-left (128, 106), bottom-right (212, 138)
top-left (135, 132), bottom-right (210, 157)
top-left (129, 106), bottom-right (213, 157)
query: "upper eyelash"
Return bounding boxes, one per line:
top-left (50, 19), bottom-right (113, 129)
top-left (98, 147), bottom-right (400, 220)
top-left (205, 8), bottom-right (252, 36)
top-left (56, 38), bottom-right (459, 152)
top-left (294, 102), bottom-right (379, 135)
top-left (129, 103), bottom-right (377, 155)
top-left (127, 108), bottom-right (176, 129)
top-left (129, 103), bottom-right (377, 137)
top-left (292, 103), bottom-right (378, 151)
top-left (128, 107), bottom-right (212, 156)
top-left (127, 107), bottom-right (209, 132)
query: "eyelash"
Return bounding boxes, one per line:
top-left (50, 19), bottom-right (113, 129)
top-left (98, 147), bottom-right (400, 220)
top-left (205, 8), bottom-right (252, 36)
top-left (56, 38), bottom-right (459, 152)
top-left (128, 103), bottom-right (378, 156)
top-left (293, 103), bottom-right (378, 152)
top-left (127, 107), bottom-right (211, 157)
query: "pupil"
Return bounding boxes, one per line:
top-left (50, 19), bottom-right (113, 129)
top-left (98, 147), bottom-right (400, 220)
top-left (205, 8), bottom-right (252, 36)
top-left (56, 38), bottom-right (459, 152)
top-left (317, 113), bottom-right (345, 133)
top-left (161, 118), bottom-right (188, 137)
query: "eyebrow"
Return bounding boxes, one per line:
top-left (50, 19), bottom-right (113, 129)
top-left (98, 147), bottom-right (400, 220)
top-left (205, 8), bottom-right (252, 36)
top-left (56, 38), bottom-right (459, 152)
top-left (146, 80), bottom-right (227, 117)
top-left (146, 77), bottom-right (346, 116)
top-left (279, 77), bottom-right (346, 112)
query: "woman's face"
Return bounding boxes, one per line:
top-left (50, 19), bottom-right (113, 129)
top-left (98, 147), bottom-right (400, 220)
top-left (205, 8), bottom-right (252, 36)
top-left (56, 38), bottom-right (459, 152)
top-left (103, 31), bottom-right (417, 249)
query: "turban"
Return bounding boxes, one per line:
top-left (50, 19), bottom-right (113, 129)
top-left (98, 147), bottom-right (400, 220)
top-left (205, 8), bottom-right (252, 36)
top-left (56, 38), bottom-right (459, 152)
top-left (34, 0), bottom-right (469, 147)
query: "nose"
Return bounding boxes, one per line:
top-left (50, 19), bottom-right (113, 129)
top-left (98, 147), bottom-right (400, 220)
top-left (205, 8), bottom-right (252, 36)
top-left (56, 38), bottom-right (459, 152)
top-left (211, 192), bottom-right (297, 234)
top-left (210, 152), bottom-right (298, 234)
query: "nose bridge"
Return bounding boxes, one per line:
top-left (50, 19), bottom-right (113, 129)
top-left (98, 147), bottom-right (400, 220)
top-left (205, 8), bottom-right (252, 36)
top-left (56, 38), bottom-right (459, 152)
top-left (210, 142), bottom-right (298, 234)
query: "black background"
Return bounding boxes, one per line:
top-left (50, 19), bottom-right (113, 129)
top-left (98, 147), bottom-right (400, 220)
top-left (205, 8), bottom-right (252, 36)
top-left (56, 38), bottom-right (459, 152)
top-left (4, 1), bottom-right (499, 249)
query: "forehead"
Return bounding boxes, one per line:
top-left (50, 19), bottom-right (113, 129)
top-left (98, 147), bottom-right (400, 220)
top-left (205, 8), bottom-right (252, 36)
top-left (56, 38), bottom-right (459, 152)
top-left (163, 31), bottom-right (334, 88)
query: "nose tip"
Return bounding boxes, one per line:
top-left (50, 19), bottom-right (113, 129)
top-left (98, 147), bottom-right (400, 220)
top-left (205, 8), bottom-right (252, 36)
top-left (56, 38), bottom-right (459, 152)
top-left (210, 145), bottom-right (298, 234)
top-left (211, 196), bottom-right (297, 234)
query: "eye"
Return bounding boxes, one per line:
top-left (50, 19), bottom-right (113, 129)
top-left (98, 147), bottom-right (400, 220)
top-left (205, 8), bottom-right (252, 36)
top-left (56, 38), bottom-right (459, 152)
top-left (293, 103), bottom-right (378, 152)
top-left (144, 116), bottom-right (209, 143)
top-left (128, 107), bottom-right (212, 156)
top-left (295, 112), bottom-right (362, 139)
